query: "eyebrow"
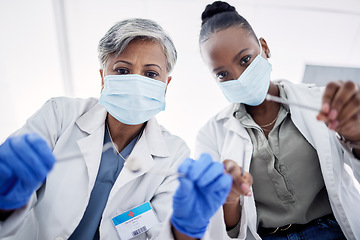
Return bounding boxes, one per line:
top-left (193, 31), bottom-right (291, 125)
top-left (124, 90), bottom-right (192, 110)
top-left (114, 60), bottom-right (132, 65)
top-left (145, 64), bottom-right (162, 71)
top-left (212, 48), bottom-right (249, 73)
top-left (113, 61), bottom-right (162, 71)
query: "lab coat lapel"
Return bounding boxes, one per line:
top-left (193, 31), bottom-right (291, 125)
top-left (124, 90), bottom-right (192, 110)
top-left (217, 104), bottom-right (250, 139)
top-left (109, 118), bottom-right (169, 195)
top-left (282, 81), bottom-right (330, 151)
top-left (220, 110), bottom-right (258, 237)
top-left (75, 102), bottom-right (107, 192)
top-left (282, 81), bottom-right (336, 195)
top-left (220, 105), bottom-right (252, 168)
top-left (217, 104), bottom-right (251, 138)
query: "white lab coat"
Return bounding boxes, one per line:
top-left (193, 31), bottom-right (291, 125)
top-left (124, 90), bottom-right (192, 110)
top-left (0, 97), bottom-right (190, 240)
top-left (192, 80), bottom-right (360, 240)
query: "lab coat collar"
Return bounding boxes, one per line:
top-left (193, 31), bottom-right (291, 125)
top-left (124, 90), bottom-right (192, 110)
top-left (75, 102), bottom-right (169, 157)
top-left (76, 102), bottom-right (107, 134)
top-left (215, 104), bottom-right (250, 138)
top-left (215, 103), bottom-right (236, 122)
top-left (143, 117), bottom-right (170, 157)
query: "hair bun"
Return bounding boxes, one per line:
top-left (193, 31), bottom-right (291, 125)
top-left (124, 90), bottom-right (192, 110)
top-left (201, 1), bottom-right (236, 25)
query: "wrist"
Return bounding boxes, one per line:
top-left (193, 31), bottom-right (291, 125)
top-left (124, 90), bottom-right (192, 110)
top-left (171, 215), bottom-right (208, 239)
top-left (224, 196), bottom-right (240, 205)
top-left (223, 198), bottom-right (241, 229)
top-left (172, 225), bottom-right (199, 240)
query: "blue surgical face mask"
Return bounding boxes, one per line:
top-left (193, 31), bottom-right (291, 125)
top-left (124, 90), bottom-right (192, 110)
top-left (217, 40), bottom-right (272, 106)
top-left (99, 74), bottom-right (166, 125)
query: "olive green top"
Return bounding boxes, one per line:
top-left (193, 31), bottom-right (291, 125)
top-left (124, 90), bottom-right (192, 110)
top-left (233, 83), bottom-right (332, 228)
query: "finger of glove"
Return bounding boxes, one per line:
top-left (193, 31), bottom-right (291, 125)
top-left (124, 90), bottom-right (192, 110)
top-left (0, 138), bottom-right (36, 185)
top-left (205, 174), bottom-right (233, 204)
top-left (187, 153), bottom-right (213, 182)
top-left (0, 178), bottom-right (33, 210)
top-left (7, 136), bottom-right (49, 185)
top-left (174, 176), bottom-right (194, 200)
top-left (25, 133), bottom-right (55, 170)
top-left (196, 161), bottom-right (225, 188)
top-left (177, 157), bottom-right (194, 176)
top-left (0, 162), bottom-right (17, 195)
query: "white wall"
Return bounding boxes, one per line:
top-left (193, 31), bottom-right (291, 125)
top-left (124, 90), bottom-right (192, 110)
top-left (1, 0), bottom-right (360, 153)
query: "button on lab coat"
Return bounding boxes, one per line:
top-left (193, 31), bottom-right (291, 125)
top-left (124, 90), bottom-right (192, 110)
top-left (0, 97), bottom-right (190, 240)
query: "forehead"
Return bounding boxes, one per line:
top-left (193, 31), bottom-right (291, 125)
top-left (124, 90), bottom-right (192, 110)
top-left (108, 39), bottom-right (167, 67)
top-left (201, 26), bottom-right (258, 66)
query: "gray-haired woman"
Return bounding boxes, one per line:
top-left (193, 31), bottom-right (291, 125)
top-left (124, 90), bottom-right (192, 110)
top-left (0, 18), bottom-right (190, 240)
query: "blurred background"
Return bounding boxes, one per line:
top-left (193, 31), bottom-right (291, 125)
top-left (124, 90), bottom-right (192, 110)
top-left (1, 0), bottom-right (359, 153)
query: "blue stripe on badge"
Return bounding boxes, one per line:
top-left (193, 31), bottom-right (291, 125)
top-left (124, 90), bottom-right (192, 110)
top-left (112, 202), bottom-right (152, 226)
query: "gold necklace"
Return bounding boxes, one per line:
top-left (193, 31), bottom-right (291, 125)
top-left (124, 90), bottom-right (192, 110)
top-left (105, 122), bottom-right (142, 162)
top-left (259, 115), bottom-right (278, 129)
top-left (261, 127), bottom-right (272, 132)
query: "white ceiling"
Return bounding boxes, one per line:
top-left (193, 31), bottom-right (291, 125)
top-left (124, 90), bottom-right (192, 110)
top-left (1, 0), bottom-right (360, 151)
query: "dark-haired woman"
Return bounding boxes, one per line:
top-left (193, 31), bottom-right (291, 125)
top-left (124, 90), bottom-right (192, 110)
top-left (190, 1), bottom-right (360, 240)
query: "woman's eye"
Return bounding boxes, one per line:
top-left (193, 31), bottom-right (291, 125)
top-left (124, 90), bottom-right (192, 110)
top-left (240, 55), bottom-right (251, 66)
top-left (115, 68), bottom-right (130, 74)
top-left (146, 71), bottom-right (159, 78)
top-left (216, 71), bottom-right (228, 80)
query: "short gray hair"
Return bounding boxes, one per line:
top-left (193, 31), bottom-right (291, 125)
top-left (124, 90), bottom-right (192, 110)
top-left (98, 18), bottom-right (177, 73)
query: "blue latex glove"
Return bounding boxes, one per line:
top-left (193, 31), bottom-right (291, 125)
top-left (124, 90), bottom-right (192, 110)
top-left (0, 133), bottom-right (55, 210)
top-left (171, 153), bottom-right (232, 238)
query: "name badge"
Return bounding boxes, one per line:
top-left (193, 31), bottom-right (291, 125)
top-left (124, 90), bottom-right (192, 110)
top-left (112, 202), bottom-right (159, 239)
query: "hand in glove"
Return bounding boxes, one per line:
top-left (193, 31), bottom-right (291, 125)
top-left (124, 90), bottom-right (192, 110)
top-left (171, 153), bottom-right (232, 238)
top-left (0, 133), bottom-right (55, 210)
